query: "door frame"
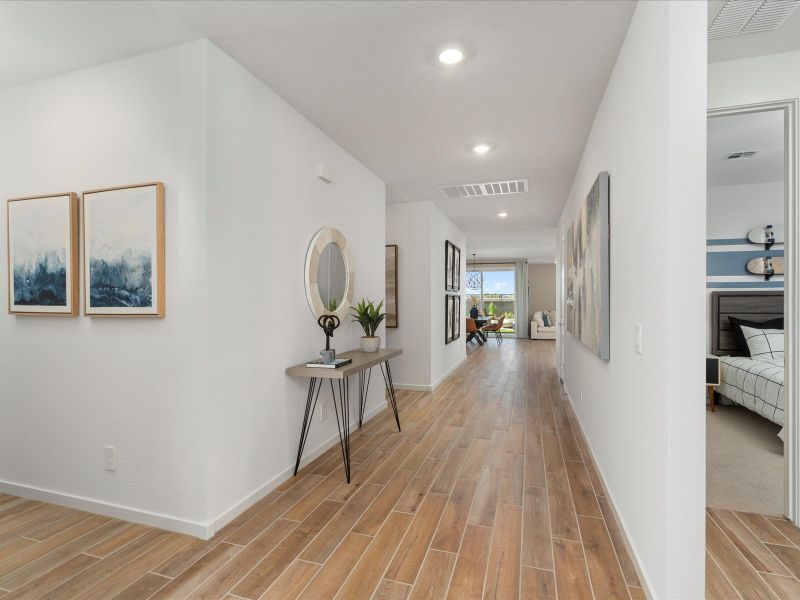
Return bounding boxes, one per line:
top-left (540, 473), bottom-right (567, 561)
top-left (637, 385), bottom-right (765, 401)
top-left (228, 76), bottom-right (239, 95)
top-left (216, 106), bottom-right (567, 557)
top-left (708, 99), bottom-right (799, 523)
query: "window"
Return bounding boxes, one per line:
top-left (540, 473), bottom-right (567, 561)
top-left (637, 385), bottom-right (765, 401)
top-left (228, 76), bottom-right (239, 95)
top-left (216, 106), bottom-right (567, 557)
top-left (466, 264), bottom-right (516, 334)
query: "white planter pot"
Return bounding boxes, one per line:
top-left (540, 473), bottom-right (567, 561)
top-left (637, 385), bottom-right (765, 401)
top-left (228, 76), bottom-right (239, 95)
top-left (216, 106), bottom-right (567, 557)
top-left (360, 336), bottom-right (380, 353)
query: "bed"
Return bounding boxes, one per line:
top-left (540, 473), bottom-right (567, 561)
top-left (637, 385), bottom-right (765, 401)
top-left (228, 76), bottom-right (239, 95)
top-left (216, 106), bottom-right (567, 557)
top-left (710, 291), bottom-right (785, 438)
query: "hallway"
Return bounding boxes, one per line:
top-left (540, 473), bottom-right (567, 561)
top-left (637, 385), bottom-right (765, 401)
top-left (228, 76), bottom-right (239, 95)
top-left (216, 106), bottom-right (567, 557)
top-left (0, 340), bottom-right (645, 599)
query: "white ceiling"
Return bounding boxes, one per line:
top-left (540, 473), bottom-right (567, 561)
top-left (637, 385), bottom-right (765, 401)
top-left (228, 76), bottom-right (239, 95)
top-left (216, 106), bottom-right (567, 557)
top-left (708, 0), bottom-right (800, 62)
top-left (0, 1), bottom-right (637, 261)
top-left (708, 109), bottom-right (784, 187)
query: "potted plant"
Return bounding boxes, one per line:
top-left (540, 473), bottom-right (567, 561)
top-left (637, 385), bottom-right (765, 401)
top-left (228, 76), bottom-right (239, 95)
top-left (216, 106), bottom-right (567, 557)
top-left (351, 298), bottom-right (386, 353)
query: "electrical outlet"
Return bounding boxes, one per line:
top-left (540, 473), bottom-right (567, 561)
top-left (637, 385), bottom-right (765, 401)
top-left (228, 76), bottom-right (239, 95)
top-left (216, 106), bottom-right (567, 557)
top-left (103, 445), bottom-right (116, 471)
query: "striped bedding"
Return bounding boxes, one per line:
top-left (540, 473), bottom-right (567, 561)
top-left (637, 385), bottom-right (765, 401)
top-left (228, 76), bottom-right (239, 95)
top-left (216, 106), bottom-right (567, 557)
top-left (718, 356), bottom-right (785, 439)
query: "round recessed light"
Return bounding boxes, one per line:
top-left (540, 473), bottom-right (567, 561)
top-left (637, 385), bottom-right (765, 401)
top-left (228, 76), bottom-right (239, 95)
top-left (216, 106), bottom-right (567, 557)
top-left (498, 212), bottom-right (508, 218)
top-left (438, 47), bottom-right (464, 65)
top-left (473, 143), bottom-right (491, 154)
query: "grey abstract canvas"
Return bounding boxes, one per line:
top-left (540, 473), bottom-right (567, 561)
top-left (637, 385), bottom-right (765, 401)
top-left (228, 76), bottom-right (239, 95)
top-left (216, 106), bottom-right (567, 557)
top-left (566, 172), bottom-right (610, 359)
top-left (7, 193), bottom-right (78, 315)
top-left (83, 183), bottom-right (164, 317)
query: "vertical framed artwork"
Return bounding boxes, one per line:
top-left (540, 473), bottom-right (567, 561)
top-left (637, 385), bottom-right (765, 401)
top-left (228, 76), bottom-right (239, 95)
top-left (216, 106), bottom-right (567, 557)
top-left (445, 241), bottom-right (455, 291)
top-left (453, 245), bottom-right (461, 291)
top-left (7, 192), bottom-right (79, 315)
top-left (453, 294), bottom-right (461, 340)
top-left (565, 171), bottom-right (610, 359)
top-left (385, 244), bottom-right (398, 328)
top-left (83, 182), bottom-right (165, 317)
top-left (445, 294), bottom-right (454, 344)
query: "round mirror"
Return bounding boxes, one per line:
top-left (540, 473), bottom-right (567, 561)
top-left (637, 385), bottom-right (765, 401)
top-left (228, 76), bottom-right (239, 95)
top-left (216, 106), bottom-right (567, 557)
top-left (305, 227), bottom-right (354, 320)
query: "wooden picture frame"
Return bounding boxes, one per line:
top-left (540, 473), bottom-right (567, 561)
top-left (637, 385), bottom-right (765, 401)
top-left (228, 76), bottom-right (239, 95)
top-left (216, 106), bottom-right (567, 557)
top-left (445, 294), bottom-right (455, 344)
top-left (7, 192), bottom-right (79, 316)
top-left (453, 245), bottom-right (461, 291)
top-left (386, 244), bottom-right (398, 328)
top-left (82, 182), bottom-right (165, 317)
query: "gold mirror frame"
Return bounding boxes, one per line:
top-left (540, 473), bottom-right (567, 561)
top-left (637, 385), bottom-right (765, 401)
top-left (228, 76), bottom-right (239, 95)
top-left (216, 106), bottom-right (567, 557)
top-left (304, 227), bottom-right (354, 320)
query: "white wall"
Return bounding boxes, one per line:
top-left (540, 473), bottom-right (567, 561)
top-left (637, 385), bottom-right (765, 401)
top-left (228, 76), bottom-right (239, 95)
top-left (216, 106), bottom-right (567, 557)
top-left (204, 43), bottom-right (386, 523)
top-left (556, 2), bottom-right (706, 598)
top-left (386, 201), bottom-right (466, 390)
top-left (710, 48), bottom-right (800, 109)
top-left (528, 263), bottom-right (556, 323)
top-left (0, 43), bottom-right (210, 531)
top-left (708, 181), bottom-right (783, 240)
top-left (0, 41), bottom-right (387, 537)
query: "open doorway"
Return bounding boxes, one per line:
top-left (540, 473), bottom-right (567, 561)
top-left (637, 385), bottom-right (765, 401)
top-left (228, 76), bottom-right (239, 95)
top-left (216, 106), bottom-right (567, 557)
top-left (706, 102), bottom-right (797, 520)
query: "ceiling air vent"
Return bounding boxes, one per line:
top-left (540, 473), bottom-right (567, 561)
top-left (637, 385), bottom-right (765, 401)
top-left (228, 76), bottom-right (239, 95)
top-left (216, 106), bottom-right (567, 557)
top-left (440, 179), bottom-right (528, 199)
top-left (709, 0), bottom-right (800, 39)
top-left (724, 150), bottom-right (760, 160)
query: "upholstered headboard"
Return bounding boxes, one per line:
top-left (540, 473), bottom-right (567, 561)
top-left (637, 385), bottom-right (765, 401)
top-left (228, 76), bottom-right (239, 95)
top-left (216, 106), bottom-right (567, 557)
top-left (710, 291), bottom-right (784, 356)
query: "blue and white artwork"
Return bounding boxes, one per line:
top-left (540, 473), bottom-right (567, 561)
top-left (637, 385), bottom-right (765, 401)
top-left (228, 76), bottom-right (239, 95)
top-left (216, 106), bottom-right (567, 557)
top-left (83, 183), bottom-right (164, 316)
top-left (7, 194), bottom-right (77, 315)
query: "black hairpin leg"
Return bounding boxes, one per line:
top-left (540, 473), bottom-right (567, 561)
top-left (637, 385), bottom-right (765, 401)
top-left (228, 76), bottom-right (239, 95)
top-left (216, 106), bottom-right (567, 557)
top-left (358, 368), bottom-right (373, 428)
top-left (331, 377), bottom-right (352, 483)
top-left (380, 361), bottom-right (402, 432)
top-left (294, 377), bottom-right (322, 476)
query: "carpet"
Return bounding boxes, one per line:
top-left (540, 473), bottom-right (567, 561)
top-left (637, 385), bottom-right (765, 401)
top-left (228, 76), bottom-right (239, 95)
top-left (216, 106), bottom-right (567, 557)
top-left (707, 404), bottom-right (784, 516)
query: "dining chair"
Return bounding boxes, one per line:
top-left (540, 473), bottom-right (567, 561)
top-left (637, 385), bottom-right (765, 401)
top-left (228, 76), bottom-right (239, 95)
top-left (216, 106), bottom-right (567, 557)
top-left (465, 317), bottom-right (483, 345)
top-left (481, 315), bottom-right (505, 346)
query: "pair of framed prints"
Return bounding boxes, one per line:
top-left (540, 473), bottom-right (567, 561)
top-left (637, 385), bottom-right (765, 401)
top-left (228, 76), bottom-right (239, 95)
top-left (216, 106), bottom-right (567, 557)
top-left (7, 182), bottom-right (165, 318)
top-left (445, 240), bottom-right (460, 292)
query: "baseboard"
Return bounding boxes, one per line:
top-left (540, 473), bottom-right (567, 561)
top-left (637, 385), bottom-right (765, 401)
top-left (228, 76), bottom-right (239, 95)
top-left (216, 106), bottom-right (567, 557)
top-left (0, 479), bottom-right (212, 539)
top-left (209, 400), bottom-right (386, 538)
top-left (562, 391), bottom-right (655, 599)
top-left (0, 401), bottom-right (389, 542)
top-left (393, 356), bottom-right (468, 393)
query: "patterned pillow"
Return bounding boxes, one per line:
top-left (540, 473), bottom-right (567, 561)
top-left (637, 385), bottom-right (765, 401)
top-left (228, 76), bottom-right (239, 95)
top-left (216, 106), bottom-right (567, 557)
top-left (542, 313), bottom-right (551, 327)
top-left (740, 326), bottom-right (784, 360)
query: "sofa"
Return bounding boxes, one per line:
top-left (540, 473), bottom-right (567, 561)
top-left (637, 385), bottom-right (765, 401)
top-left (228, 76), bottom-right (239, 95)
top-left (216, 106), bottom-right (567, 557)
top-left (531, 310), bottom-right (557, 340)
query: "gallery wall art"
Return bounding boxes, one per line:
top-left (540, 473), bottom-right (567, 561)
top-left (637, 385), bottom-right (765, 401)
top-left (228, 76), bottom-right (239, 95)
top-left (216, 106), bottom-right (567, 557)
top-left (445, 294), bottom-right (455, 344)
top-left (7, 193), bottom-right (79, 315)
top-left (385, 244), bottom-right (398, 328)
top-left (445, 240), bottom-right (461, 291)
top-left (566, 171), bottom-right (610, 359)
top-left (83, 182), bottom-right (165, 317)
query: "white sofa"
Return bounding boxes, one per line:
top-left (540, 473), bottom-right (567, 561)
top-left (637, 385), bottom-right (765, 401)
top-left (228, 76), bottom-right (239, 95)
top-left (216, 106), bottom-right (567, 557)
top-left (531, 310), bottom-right (557, 340)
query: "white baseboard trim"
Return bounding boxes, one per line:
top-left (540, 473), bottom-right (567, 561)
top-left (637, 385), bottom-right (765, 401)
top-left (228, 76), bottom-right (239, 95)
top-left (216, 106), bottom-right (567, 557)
top-left (562, 390), bottom-right (655, 598)
top-left (209, 401), bottom-right (386, 538)
top-left (0, 401), bottom-right (389, 541)
top-left (393, 356), bottom-right (467, 393)
top-left (0, 479), bottom-right (212, 539)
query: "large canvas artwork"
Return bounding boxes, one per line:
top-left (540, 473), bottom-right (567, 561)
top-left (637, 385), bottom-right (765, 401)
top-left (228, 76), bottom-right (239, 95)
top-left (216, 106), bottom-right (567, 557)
top-left (386, 244), bottom-right (398, 328)
top-left (7, 193), bottom-right (79, 315)
top-left (566, 172), bottom-right (610, 359)
top-left (83, 182), bottom-right (165, 317)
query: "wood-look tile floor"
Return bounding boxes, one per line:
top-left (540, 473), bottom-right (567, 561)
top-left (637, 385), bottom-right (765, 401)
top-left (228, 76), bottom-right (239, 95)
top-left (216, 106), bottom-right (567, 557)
top-left (0, 338), bottom-right (710, 599)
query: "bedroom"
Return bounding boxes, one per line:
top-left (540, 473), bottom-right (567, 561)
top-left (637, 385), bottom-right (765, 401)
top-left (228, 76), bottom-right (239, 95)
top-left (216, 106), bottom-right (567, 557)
top-left (706, 107), bottom-right (788, 517)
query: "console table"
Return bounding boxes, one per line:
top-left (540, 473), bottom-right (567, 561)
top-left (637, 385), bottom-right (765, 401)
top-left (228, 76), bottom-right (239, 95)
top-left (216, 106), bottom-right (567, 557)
top-left (286, 348), bottom-right (403, 483)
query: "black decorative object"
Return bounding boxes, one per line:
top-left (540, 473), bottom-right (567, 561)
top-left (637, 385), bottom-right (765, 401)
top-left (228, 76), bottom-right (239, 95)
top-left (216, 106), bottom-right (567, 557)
top-left (317, 314), bottom-right (340, 362)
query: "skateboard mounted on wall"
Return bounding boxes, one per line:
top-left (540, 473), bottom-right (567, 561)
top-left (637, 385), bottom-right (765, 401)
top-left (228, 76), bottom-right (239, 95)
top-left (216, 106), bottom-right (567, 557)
top-left (747, 225), bottom-right (784, 251)
top-left (746, 256), bottom-right (784, 281)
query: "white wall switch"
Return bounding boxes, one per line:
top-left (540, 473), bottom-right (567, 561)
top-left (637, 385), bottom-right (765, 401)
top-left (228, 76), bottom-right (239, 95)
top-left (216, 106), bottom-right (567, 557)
top-left (103, 445), bottom-right (116, 471)
top-left (634, 324), bottom-right (643, 355)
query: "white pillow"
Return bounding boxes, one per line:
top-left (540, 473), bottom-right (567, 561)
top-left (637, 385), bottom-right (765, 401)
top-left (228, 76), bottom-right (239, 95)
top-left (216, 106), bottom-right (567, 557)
top-left (740, 325), bottom-right (784, 360)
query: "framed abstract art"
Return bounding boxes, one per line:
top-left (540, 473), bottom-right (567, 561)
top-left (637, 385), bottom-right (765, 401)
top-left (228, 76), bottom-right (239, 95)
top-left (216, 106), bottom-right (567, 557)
top-left (82, 182), bottom-right (165, 317)
top-left (7, 192), bottom-right (79, 315)
top-left (385, 244), bottom-right (398, 328)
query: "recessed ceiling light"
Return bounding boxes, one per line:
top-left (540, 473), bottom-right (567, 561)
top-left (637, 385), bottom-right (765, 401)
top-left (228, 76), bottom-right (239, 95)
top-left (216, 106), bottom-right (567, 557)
top-left (438, 47), bottom-right (464, 65)
top-left (473, 143), bottom-right (491, 154)
top-left (498, 212), bottom-right (508, 218)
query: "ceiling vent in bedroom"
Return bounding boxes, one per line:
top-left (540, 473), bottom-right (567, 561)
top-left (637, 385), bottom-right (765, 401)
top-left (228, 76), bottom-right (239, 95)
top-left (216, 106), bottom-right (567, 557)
top-left (440, 179), bottom-right (528, 199)
top-left (708, 0), bottom-right (800, 39)
top-left (723, 150), bottom-right (760, 160)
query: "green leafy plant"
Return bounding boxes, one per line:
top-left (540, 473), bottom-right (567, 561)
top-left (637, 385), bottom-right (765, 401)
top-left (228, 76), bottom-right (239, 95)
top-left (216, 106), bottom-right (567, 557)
top-left (326, 297), bottom-right (339, 311)
top-left (351, 298), bottom-right (386, 337)
top-left (488, 302), bottom-right (496, 316)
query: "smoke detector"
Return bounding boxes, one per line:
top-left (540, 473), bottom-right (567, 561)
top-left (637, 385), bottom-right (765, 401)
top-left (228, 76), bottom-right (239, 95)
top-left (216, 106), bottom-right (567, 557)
top-left (440, 179), bottom-right (528, 199)
top-left (709, 0), bottom-right (800, 39)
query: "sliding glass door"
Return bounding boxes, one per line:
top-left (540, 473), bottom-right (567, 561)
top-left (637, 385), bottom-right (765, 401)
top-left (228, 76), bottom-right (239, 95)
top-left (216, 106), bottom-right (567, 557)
top-left (466, 264), bottom-right (516, 334)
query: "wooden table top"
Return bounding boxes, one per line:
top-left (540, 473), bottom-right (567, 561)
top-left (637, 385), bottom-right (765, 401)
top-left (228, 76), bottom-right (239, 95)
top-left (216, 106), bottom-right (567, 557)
top-left (286, 347), bottom-right (402, 380)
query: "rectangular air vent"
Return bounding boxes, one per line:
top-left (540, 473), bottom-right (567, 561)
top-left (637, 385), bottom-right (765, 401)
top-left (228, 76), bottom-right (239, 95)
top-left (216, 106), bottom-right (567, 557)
top-left (440, 179), bottom-right (528, 199)
top-left (724, 150), bottom-right (759, 160)
top-left (709, 0), bottom-right (800, 39)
